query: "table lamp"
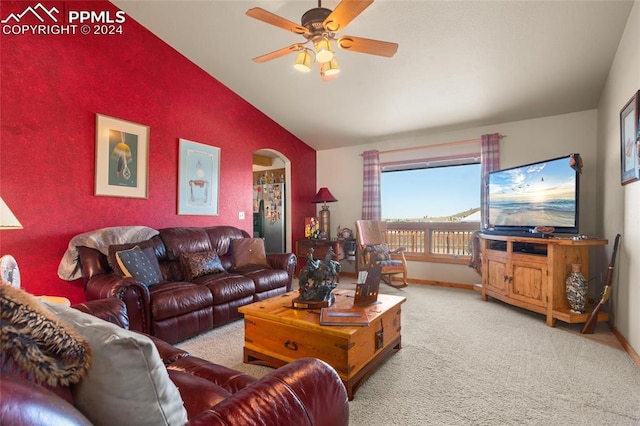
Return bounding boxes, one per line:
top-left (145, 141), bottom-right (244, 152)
top-left (0, 197), bottom-right (23, 288)
top-left (0, 197), bottom-right (22, 230)
top-left (311, 187), bottom-right (337, 239)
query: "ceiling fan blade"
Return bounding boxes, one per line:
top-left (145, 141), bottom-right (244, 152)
top-left (252, 44), bottom-right (304, 63)
top-left (337, 35), bottom-right (398, 57)
top-left (323, 0), bottom-right (374, 33)
top-left (246, 7), bottom-right (310, 36)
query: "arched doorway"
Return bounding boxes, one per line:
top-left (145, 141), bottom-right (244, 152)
top-left (252, 149), bottom-right (292, 253)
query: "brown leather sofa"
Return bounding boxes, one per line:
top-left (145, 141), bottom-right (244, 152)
top-left (0, 298), bottom-right (349, 426)
top-left (78, 226), bottom-right (296, 343)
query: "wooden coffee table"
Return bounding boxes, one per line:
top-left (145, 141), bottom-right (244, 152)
top-left (238, 290), bottom-right (406, 400)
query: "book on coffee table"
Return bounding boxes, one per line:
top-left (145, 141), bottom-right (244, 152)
top-left (320, 307), bottom-right (370, 326)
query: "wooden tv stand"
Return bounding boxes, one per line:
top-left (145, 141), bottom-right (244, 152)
top-left (479, 234), bottom-right (608, 327)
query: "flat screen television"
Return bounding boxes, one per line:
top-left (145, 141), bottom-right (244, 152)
top-left (486, 154), bottom-right (580, 235)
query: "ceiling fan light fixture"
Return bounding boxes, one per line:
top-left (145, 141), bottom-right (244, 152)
top-left (247, 1), bottom-right (398, 82)
top-left (294, 50), bottom-right (312, 72)
top-left (320, 57), bottom-right (340, 77)
top-left (314, 38), bottom-right (334, 63)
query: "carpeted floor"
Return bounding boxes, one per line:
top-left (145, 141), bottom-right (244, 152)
top-left (177, 284), bottom-right (640, 425)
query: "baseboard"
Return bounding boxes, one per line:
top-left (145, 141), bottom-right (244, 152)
top-left (609, 323), bottom-right (640, 368)
top-left (405, 278), bottom-right (475, 291)
top-left (339, 272), bottom-right (474, 290)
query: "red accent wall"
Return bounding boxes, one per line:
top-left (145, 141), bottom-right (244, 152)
top-left (0, 1), bottom-right (317, 303)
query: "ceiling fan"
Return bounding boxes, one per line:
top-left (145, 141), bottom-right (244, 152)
top-left (246, 0), bottom-right (398, 81)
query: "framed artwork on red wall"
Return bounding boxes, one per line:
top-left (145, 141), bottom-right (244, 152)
top-left (178, 139), bottom-right (220, 215)
top-left (94, 114), bottom-right (149, 198)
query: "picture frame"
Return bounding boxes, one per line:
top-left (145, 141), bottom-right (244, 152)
top-left (305, 217), bottom-right (319, 238)
top-left (95, 114), bottom-right (149, 198)
top-left (620, 91), bottom-right (639, 185)
top-left (178, 139), bottom-right (220, 215)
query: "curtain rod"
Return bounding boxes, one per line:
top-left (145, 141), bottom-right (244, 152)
top-left (360, 134), bottom-right (506, 156)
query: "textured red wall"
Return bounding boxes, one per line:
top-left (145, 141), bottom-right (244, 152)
top-left (0, 1), bottom-right (317, 303)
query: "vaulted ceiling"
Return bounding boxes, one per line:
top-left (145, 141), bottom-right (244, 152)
top-left (113, 0), bottom-right (634, 150)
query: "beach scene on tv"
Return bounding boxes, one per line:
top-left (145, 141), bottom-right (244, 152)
top-left (489, 157), bottom-right (577, 228)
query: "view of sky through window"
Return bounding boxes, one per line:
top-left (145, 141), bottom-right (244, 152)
top-left (381, 164), bottom-right (481, 220)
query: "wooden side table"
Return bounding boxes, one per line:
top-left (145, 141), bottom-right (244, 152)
top-left (296, 238), bottom-right (346, 279)
top-left (296, 238), bottom-right (345, 262)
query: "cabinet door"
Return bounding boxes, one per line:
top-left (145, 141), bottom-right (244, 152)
top-left (509, 259), bottom-right (547, 308)
top-left (485, 257), bottom-right (508, 296)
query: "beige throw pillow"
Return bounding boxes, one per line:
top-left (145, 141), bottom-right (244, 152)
top-left (45, 303), bottom-right (188, 426)
top-left (232, 238), bottom-right (268, 268)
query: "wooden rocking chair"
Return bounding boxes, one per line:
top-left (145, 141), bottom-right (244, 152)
top-left (354, 220), bottom-right (408, 288)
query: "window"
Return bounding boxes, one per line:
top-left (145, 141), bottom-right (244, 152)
top-left (380, 163), bottom-right (481, 264)
top-left (381, 164), bottom-right (480, 221)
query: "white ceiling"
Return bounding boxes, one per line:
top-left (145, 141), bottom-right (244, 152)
top-left (112, 0), bottom-right (634, 151)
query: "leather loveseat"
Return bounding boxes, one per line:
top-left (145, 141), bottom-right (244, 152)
top-left (0, 297), bottom-right (349, 426)
top-left (78, 226), bottom-right (296, 343)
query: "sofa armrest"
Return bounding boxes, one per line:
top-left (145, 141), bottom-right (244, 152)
top-left (266, 253), bottom-right (297, 291)
top-left (168, 356), bottom-right (256, 394)
top-left (187, 358), bottom-right (348, 426)
top-left (84, 273), bottom-right (151, 334)
top-left (147, 334), bottom-right (191, 365)
top-left (72, 298), bottom-right (130, 329)
top-left (0, 373), bottom-right (92, 426)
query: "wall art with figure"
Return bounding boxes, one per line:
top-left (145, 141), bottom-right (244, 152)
top-left (95, 114), bottom-right (149, 198)
top-left (108, 129), bottom-right (138, 187)
top-left (620, 90), bottom-right (639, 185)
top-left (178, 138), bottom-right (220, 215)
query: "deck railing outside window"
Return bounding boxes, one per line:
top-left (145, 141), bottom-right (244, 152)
top-left (385, 221), bottom-right (480, 265)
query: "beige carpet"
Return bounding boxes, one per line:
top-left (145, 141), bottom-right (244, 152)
top-left (177, 284), bottom-right (640, 425)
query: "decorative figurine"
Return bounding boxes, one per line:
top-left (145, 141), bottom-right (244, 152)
top-left (293, 248), bottom-right (341, 309)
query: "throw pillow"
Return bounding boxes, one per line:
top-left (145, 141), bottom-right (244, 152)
top-left (369, 244), bottom-right (391, 261)
top-left (0, 283), bottom-right (91, 387)
top-left (115, 245), bottom-right (163, 286)
top-left (107, 239), bottom-right (156, 275)
top-left (45, 302), bottom-right (188, 426)
top-left (180, 250), bottom-right (225, 281)
top-left (231, 238), bottom-right (268, 268)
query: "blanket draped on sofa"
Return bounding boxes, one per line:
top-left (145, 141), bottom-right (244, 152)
top-left (58, 226), bottom-right (159, 281)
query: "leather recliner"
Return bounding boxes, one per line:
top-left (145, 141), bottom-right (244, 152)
top-left (79, 226), bottom-right (296, 343)
top-left (0, 298), bottom-right (349, 426)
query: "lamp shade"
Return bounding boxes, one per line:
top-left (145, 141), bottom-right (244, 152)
top-left (314, 39), bottom-right (334, 64)
top-left (311, 187), bottom-right (337, 204)
top-left (320, 57), bottom-right (340, 77)
top-left (294, 50), bottom-right (312, 73)
top-left (0, 198), bottom-right (22, 229)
